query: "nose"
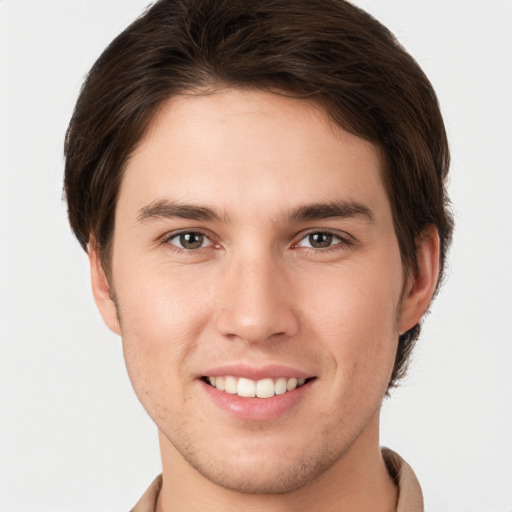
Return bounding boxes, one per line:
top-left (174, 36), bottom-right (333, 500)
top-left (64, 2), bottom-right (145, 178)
top-left (214, 249), bottom-right (299, 344)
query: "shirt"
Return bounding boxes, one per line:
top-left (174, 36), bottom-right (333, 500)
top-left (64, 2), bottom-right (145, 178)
top-left (131, 448), bottom-right (423, 512)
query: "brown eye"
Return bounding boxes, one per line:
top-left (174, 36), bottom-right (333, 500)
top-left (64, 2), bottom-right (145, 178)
top-left (295, 231), bottom-right (350, 251)
top-left (308, 232), bottom-right (333, 248)
top-left (167, 232), bottom-right (211, 250)
top-left (180, 233), bottom-right (204, 249)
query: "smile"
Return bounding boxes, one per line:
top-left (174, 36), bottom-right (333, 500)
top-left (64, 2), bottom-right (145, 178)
top-left (203, 376), bottom-right (309, 398)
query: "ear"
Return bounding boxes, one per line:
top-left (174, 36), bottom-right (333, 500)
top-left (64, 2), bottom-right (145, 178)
top-left (88, 239), bottom-right (122, 336)
top-left (399, 225), bottom-right (441, 335)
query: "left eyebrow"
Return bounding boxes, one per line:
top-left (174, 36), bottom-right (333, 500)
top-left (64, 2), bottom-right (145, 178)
top-left (136, 199), bottom-right (227, 224)
top-left (286, 200), bottom-right (376, 223)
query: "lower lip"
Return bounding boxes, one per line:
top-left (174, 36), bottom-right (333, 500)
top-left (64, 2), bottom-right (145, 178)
top-left (199, 379), bottom-right (314, 421)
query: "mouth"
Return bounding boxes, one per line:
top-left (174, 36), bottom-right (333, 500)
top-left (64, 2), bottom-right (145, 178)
top-left (201, 375), bottom-right (315, 398)
top-left (198, 364), bottom-right (317, 420)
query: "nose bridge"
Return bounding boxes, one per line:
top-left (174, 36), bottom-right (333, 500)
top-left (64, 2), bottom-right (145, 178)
top-left (215, 243), bottom-right (298, 343)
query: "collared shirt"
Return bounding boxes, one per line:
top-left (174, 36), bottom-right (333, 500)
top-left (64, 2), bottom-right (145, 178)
top-left (131, 448), bottom-right (423, 512)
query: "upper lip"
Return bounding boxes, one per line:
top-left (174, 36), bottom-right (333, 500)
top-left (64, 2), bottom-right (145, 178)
top-left (199, 364), bottom-right (313, 381)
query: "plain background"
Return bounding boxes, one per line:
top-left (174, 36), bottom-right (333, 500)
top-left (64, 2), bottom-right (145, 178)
top-left (1, 0), bottom-right (511, 510)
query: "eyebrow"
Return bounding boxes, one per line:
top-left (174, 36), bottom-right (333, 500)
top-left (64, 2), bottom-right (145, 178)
top-left (136, 199), bottom-right (225, 223)
top-left (136, 198), bottom-right (375, 224)
top-left (287, 200), bottom-right (375, 223)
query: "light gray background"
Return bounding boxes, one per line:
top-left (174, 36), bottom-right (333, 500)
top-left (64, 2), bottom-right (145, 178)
top-left (1, 1), bottom-right (511, 510)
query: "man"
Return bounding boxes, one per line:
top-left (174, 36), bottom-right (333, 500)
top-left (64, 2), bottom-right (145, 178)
top-left (64, 0), bottom-right (453, 510)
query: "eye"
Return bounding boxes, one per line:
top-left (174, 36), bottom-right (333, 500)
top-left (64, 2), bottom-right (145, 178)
top-left (296, 231), bottom-right (348, 249)
top-left (166, 231), bottom-right (213, 250)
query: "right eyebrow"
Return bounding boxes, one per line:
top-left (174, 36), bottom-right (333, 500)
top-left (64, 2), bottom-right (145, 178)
top-left (136, 199), bottom-right (226, 224)
top-left (286, 199), bottom-right (376, 224)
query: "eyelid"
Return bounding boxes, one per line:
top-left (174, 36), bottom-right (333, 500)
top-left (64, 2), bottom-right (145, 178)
top-left (293, 229), bottom-right (355, 249)
top-left (161, 229), bottom-right (217, 250)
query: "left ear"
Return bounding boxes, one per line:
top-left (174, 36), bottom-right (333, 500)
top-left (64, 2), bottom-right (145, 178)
top-left (399, 225), bottom-right (441, 334)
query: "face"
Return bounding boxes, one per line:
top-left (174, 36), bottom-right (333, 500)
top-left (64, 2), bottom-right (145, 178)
top-left (91, 89), bottom-right (428, 494)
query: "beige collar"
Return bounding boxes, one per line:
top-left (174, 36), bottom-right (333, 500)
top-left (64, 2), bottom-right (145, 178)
top-left (382, 447), bottom-right (424, 512)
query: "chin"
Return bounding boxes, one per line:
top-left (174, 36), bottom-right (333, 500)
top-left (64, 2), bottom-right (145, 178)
top-left (172, 431), bottom-right (350, 495)
top-left (191, 455), bottom-right (333, 494)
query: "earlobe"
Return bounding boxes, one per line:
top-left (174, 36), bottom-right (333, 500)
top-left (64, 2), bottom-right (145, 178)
top-left (88, 239), bottom-right (122, 336)
top-left (399, 225), bottom-right (441, 334)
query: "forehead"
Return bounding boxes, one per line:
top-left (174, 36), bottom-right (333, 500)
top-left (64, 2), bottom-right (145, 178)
top-left (119, 88), bottom-right (388, 222)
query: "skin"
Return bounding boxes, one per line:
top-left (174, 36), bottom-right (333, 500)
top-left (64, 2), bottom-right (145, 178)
top-left (90, 89), bottom-right (439, 512)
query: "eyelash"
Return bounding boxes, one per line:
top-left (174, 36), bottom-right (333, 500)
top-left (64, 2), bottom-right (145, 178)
top-left (161, 229), bottom-right (354, 255)
top-left (292, 231), bottom-right (354, 253)
top-left (162, 230), bottom-right (216, 252)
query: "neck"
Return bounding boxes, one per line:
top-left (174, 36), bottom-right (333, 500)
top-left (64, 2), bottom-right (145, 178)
top-left (156, 412), bottom-right (397, 512)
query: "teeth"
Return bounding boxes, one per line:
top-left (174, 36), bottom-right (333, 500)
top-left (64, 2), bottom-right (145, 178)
top-left (206, 375), bottom-right (309, 398)
top-left (256, 378), bottom-right (274, 398)
top-left (215, 376), bottom-right (225, 391)
top-left (237, 377), bottom-right (256, 397)
top-left (286, 377), bottom-right (298, 391)
top-left (225, 376), bottom-right (238, 394)
top-left (274, 377), bottom-right (287, 395)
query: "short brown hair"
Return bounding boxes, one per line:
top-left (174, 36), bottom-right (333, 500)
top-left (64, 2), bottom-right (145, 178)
top-left (64, 0), bottom-right (453, 387)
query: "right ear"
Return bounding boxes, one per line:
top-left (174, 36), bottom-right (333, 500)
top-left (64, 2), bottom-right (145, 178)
top-left (88, 239), bottom-right (122, 336)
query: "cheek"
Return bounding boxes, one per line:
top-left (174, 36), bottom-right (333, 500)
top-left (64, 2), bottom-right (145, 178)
top-left (304, 260), bottom-right (401, 333)
top-left (112, 263), bottom-right (214, 400)
top-left (301, 261), bottom-right (402, 385)
top-left (115, 260), bottom-right (212, 344)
